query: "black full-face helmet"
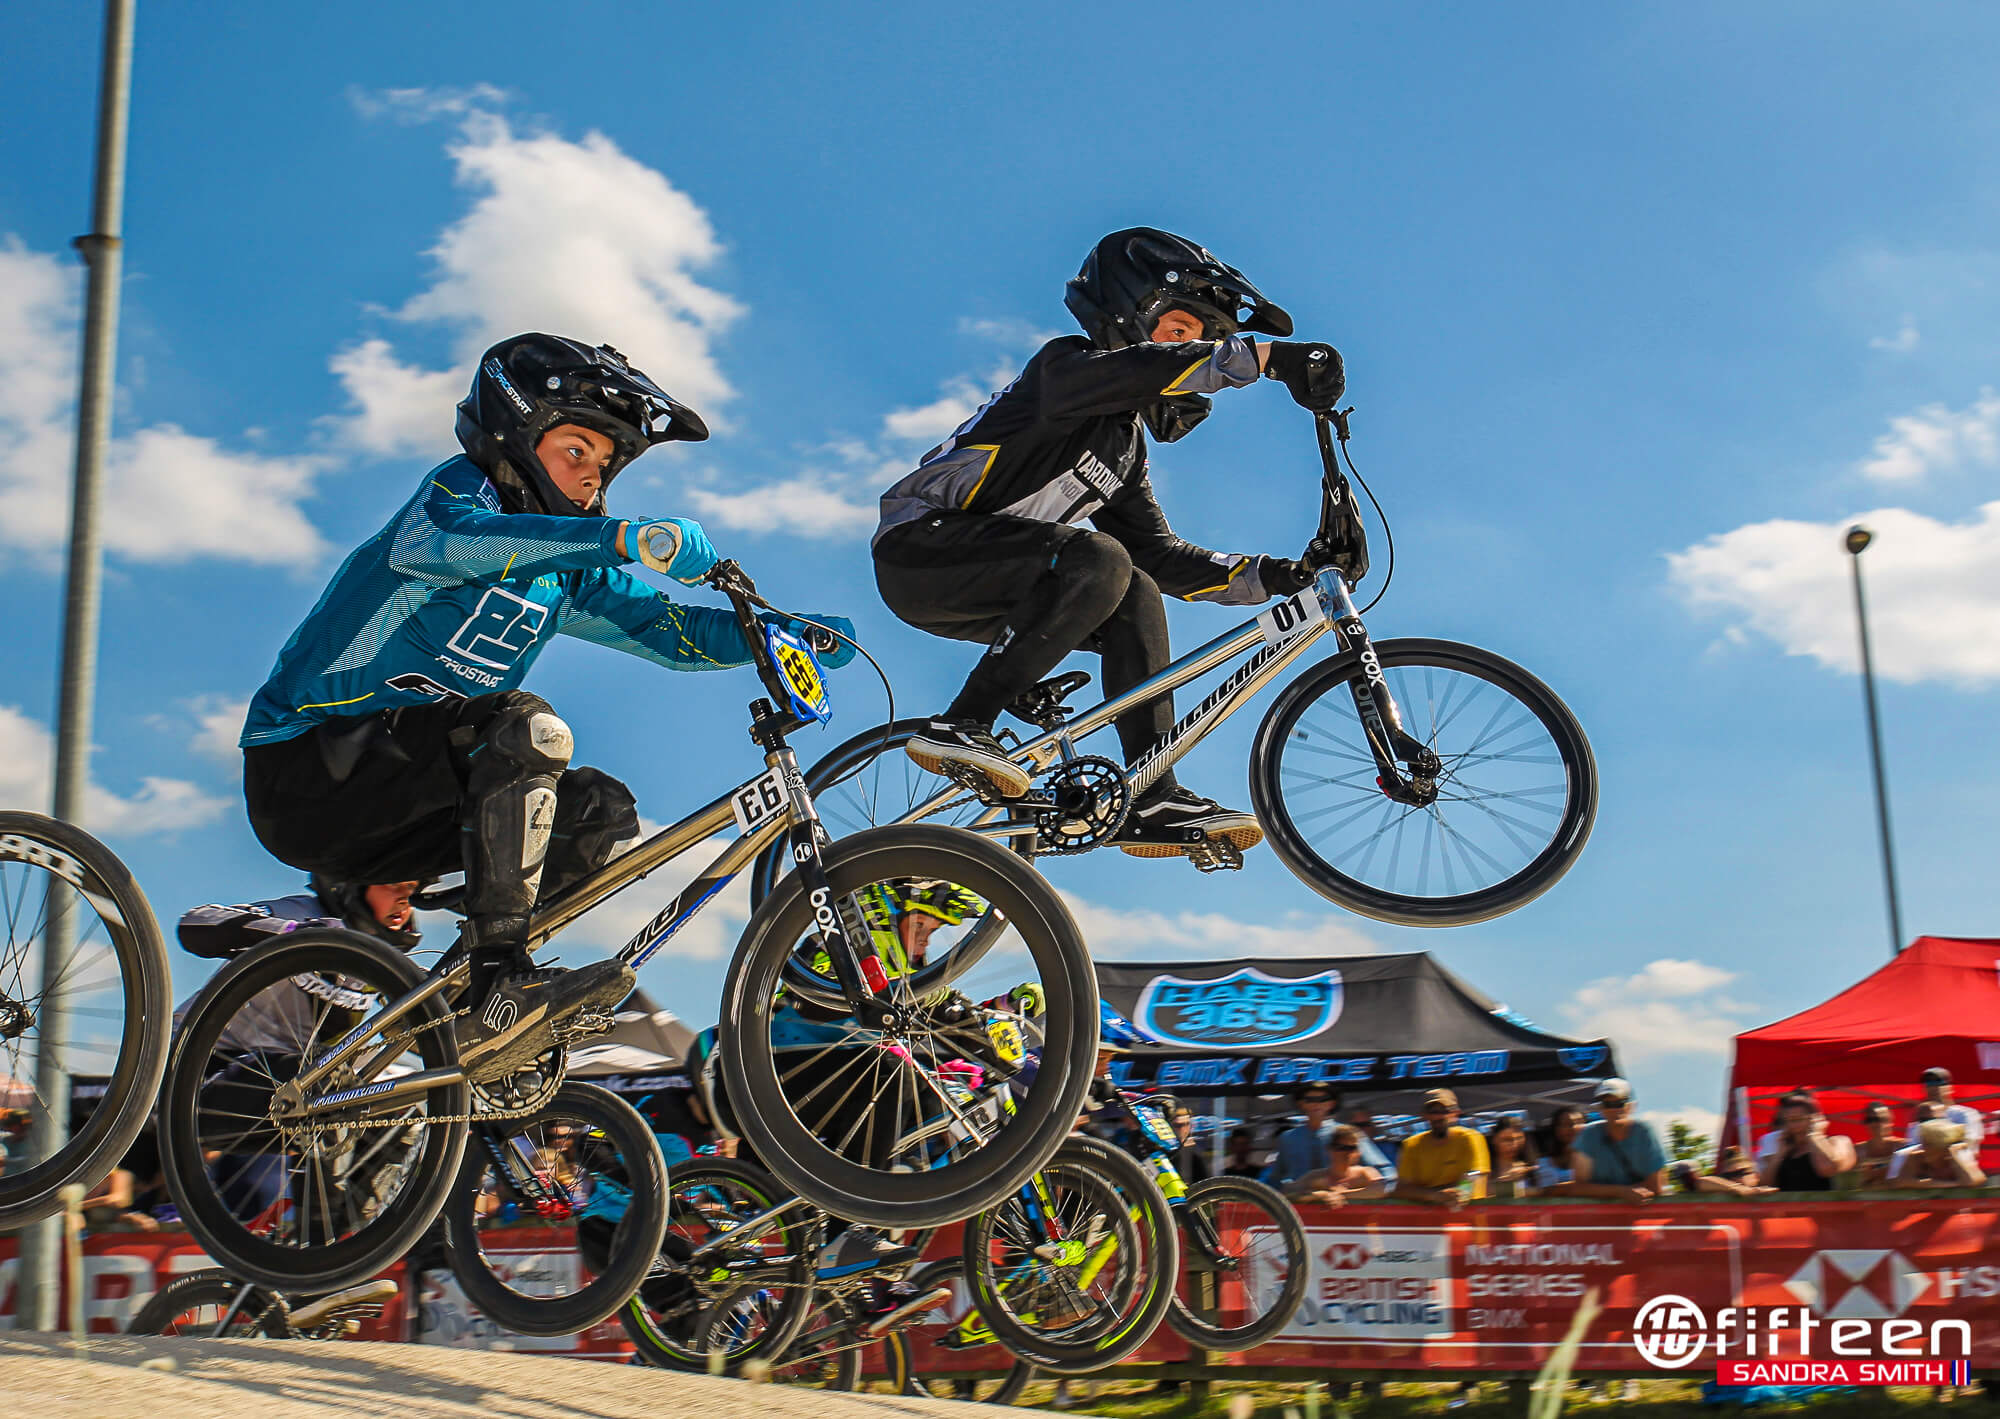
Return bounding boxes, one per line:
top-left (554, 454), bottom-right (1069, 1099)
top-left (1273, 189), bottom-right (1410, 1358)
top-left (1064, 229), bottom-right (1293, 442)
top-left (309, 874), bottom-right (422, 952)
top-left (455, 333), bottom-right (709, 516)
top-left (1065, 228), bottom-right (1293, 352)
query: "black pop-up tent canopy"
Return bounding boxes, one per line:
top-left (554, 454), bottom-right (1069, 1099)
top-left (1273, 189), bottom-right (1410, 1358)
top-left (1095, 952), bottom-right (1620, 1139)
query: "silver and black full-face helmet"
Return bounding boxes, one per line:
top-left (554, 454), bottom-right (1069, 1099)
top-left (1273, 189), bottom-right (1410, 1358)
top-left (454, 333), bottom-right (708, 516)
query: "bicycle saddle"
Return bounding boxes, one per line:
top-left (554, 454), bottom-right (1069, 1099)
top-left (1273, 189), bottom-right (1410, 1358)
top-left (1005, 672), bottom-right (1092, 730)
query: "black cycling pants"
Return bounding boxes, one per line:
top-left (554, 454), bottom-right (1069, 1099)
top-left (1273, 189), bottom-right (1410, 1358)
top-left (242, 690), bottom-right (636, 896)
top-left (875, 512), bottom-right (1176, 787)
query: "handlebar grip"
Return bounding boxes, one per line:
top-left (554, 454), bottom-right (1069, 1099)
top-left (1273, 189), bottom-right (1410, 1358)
top-left (798, 623), bottom-right (839, 655)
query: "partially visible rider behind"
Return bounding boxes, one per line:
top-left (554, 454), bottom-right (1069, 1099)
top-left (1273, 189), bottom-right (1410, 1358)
top-left (872, 228), bottom-right (1348, 857)
top-left (235, 333), bottom-right (855, 1082)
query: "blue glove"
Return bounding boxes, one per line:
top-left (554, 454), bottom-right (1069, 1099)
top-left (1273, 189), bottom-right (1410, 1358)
top-left (632, 517), bottom-right (718, 586)
top-left (765, 612), bottom-right (857, 669)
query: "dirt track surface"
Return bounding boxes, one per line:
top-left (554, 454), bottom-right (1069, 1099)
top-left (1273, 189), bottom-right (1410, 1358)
top-left (0, 1333), bottom-right (1006, 1418)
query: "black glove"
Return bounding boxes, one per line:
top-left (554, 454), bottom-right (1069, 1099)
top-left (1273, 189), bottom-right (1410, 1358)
top-left (1263, 341), bottom-right (1346, 413)
top-left (1259, 556), bottom-right (1314, 597)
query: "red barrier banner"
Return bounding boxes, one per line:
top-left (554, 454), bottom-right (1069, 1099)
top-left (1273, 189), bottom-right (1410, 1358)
top-left (0, 1233), bottom-right (405, 1341)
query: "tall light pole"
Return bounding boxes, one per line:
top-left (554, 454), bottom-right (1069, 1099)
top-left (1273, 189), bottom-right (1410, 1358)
top-left (17, 0), bottom-right (137, 1332)
top-left (1844, 525), bottom-right (1904, 958)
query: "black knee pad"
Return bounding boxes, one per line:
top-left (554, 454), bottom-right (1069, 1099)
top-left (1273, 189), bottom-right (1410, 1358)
top-left (466, 693), bottom-right (575, 782)
top-left (457, 694), bottom-right (576, 931)
top-left (1050, 530), bottom-right (1135, 607)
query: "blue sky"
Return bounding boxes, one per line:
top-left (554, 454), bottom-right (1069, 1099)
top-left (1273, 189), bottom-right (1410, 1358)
top-left (4, 3), bottom-right (1997, 1137)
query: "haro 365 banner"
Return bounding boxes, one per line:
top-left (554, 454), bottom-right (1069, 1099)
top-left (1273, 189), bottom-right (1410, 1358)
top-left (1239, 1198), bottom-right (2000, 1374)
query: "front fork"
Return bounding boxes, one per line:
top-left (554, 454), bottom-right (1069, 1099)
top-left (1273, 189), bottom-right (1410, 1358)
top-left (1318, 572), bottom-right (1440, 807)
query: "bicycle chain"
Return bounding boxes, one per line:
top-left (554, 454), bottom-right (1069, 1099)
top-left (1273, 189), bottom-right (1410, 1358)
top-left (294, 1009), bottom-right (573, 1130)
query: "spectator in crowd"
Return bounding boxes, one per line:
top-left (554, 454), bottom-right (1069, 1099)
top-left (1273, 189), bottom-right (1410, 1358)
top-left (1671, 1145), bottom-right (1773, 1196)
top-left (1850, 1103), bottom-right (1904, 1189)
top-left (1262, 1083), bottom-right (1348, 1191)
top-left (1485, 1115), bottom-right (1539, 1198)
top-left (1166, 1102), bottom-right (1211, 1185)
top-left (1915, 1068), bottom-right (1984, 1150)
top-left (1757, 1091), bottom-right (1855, 1192)
top-left (79, 1119), bottom-right (170, 1231)
top-left (1288, 1125), bottom-right (1387, 1207)
top-left (1533, 1106), bottom-right (1593, 1194)
top-left (1393, 1089), bottom-right (1490, 1207)
top-left (1345, 1106), bottom-right (1397, 1180)
top-left (1223, 1127), bottom-right (1263, 1179)
top-left (1571, 1079), bottom-right (1667, 1201)
top-left (1890, 1119), bottom-right (1987, 1188)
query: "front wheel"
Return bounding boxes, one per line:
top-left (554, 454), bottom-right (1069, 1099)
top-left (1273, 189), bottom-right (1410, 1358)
top-left (1165, 1175), bottom-right (1309, 1351)
top-left (721, 825), bottom-right (1096, 1230)
top-left (1251, 638), bottom-right (1597, 926)
top-left (888, 1256), bottom-right (1035, 1404)
top-left (442, 1081), bottom-right (668, 1337)
top-left (126, 1268), bottom-right (293, 1338)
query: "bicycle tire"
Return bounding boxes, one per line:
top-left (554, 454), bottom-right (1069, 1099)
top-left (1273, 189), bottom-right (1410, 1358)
top-left (1164, 1174), bottom-right (1309, 1351)
top-left (0, 811), bottom-right (170, 1232)
top-left (618, 1156), bottom-right (818, 1370)
top-left (1251, 638), bottom-right (1597, 925)
top-left (697, 1283), bottom-right (862, 1390)
top-left (888, 1256), bottom-right (1035, 1404)
top-left (961, 1134), bottom-right (1178, 1375)
top-left (442, 1081), bottom-right (668, 1337)
top-left (158, 927), bottom-right (469, 1292)
top-left (748, 721), bottom-right (1038, 1002)
top-left (126, 1267), bottom-right (294, 1338)
top-left (721, 825), bottom-right (1096, 1230)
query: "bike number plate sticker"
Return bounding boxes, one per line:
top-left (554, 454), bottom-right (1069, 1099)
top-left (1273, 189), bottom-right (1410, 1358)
top-left (765, 624), bottom-right (832, 725)
top-left (731, 767), bottom-right (787, 836)
top-left (1255, 589), bottom-right (1331, 648)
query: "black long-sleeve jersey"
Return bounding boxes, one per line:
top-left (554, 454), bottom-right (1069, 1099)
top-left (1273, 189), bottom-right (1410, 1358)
top-left (874, 335), bottom-right (1276, 604)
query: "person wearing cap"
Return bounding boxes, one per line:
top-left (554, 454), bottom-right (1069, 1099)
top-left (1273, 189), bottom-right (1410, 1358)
top-left (1912, 1067), bottom-right (1985, 1151)
top-left (1890, 1118), bottom-right (1987, 1188)
top-left (1391, 1089), bottom-right (1490, 1207)
top-left (1569, 1079), bottom-right (1668, 1201)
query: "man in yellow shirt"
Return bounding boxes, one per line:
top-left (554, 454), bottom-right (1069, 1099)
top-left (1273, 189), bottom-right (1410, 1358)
top-left (1393, 1089), bottom-right (1490, 1207)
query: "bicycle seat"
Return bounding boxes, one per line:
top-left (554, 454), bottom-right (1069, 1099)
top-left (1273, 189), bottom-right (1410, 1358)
top-left (1005, 671), bottom-right (1092, 730)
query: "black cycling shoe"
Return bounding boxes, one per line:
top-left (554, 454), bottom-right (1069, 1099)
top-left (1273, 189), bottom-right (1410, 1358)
top-left (904, 718), bottom-right (1032, 799)
top-left (1116, 787), bottom-right (1264, 858)
top-left (816, 1227), bottom-right (918, 1278)
top-left (455, 957), bottom-right (635, 1083)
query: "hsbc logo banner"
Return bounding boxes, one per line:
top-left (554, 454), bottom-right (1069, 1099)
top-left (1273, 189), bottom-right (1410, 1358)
top-left (1261, 1229), bottom-right (1450, 1341)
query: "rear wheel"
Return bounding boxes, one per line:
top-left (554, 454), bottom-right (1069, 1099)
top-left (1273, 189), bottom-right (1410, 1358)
top-left (1252, 638), bottom-right (1597, 925)
top-left (697, 1284), bottom-right (862, 1390)
top-left (960, 1135), bottom-right (1178, 1374)
top-left (887, 1256), bottom-right (1035, 1404)
top-left (721, 826), bottom-right (1096, 1230)
top-left (126, 1268), bottom-right (293, 1338)
top-left (158, 928), bottom-right (468, 1292)
top-left (1165, 1175), bottom-right (1309, 1351)
top-left (617, 1157), bottom-right (818, 1371)
top-left (442, 1081), bottom-right (667, 1337)
top-left (0, 812), bottom-right (170, 1232)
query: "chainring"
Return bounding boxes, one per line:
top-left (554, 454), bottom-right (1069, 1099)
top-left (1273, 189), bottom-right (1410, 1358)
top-left (1032, 755), bottom-right (1132, 854)
top-left (469, 1046), bottom-right (567, 1118)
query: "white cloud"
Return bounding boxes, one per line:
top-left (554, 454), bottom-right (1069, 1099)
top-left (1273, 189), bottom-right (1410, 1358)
top-left (1559, 958), bottom-right (1750, 1068)
top-left (682, 473), bottom-right (879, 540)
top-left (1858, 390), bottom-right (2000, 482)
top-left (1667, 502), bottom-right (2000, 684)
top-left (1868, 317), bottom-right (1919, 355)
top-left (881, 382), bottom-right (986, 445)
top-left (346, 84), bottom-right (509, 124)
top-left (0, 704), bottom-right (228, 835)
top-left (0, 238), bottom-right (331, 568)
top-left (186, 695), bottom-right (251, 762)
top-left (1058, 889), bottom-right (1378, 960)
top-left (332, 104), bottom-right (742, 457)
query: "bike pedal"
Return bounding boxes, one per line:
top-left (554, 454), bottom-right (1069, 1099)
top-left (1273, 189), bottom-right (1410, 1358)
top-left (937, 761), bottom-right (1020, 808)
top-left (1186, 837), bottom-right (1246, 873)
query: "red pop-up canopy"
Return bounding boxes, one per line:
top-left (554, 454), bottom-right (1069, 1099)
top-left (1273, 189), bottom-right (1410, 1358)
top-left (1720, 936), bottom-right (2000, 1161)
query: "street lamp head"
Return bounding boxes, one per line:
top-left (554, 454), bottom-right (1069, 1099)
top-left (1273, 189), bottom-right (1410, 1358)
top-left (1845, 526), bottom-right (1874, 556)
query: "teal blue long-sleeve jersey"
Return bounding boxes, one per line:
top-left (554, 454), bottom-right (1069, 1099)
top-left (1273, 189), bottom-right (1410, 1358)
top-left (242, 457), bottom-right (753, 747)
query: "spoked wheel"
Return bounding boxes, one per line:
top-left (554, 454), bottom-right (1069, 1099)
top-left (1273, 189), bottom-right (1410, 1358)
top-left (960, 1134), bottom-right (1178, 1375)
top-left (619, 1157), bottom-right (818, 1370)
top-left (750, 721), bottom-right (1039, 1000)
top-left (126, 1268), bottom-right (294, 1338)
top-left (1251, 638), bottom-right (1598, 925)
top-left (158, 928), bottom-right (469, 1293)
top-left (722, 825), bottom-right (1096, 1230)
top-left (442, 1081), bottom-right (667, 1337)
top-left (697, 1284), bottom-right (862, 1390)
top-left (887, 1256), bottom-right (1036, 1404)
top-left (0, 812), bottom-right (170, 1232)
top-left (1165, 1175), bottom-right (1309, 1351)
